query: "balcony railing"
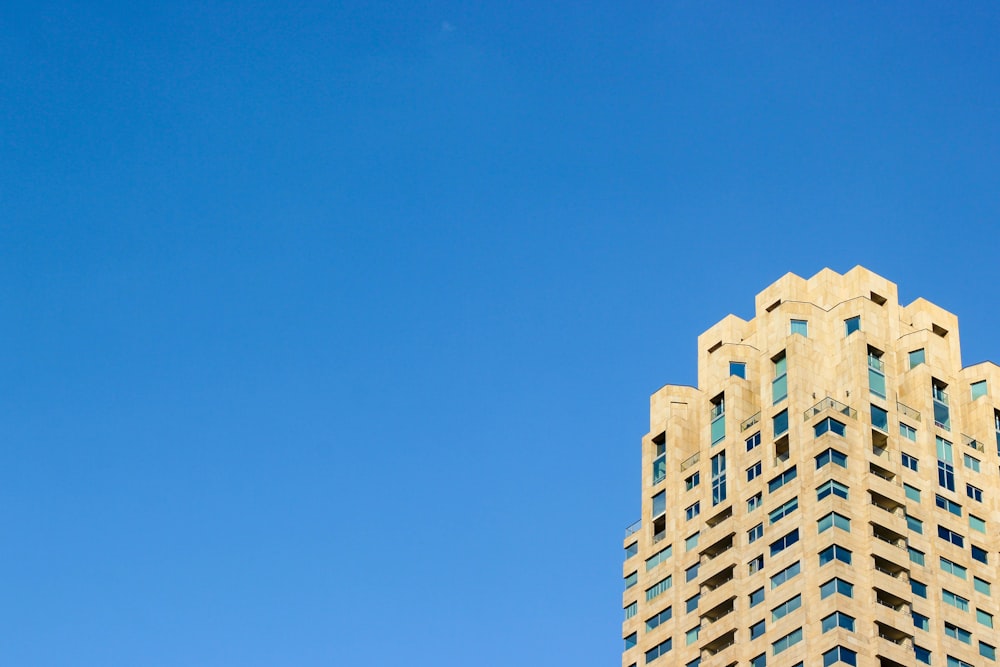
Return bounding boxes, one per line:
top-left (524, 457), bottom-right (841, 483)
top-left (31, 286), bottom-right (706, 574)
top-left (804, 397), bottom-right (857, 420)
top-left (740, 411), bottom-right (760, 432)
top-left (625, 519), bottom-right (641, 538)
top-left (932, 387), bottom-right (949, 404)
top-left (897, 401), bottom-right (921, 422)
top-left (681, 452), bottom-right (700, 472)
top-left (963, 434), bottom-right (985, 452)
top-left (868, 355), bottom-right (885, 371)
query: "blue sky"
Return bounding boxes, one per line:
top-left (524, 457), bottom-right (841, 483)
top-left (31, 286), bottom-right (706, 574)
top-left (3, 2), bottom-right (1000, 665)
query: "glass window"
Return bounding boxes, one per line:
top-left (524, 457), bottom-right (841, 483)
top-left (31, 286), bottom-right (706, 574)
top-left (685, 594), bottom-right (699, 613)
top-left (817, 480), bottom-right (849, 500)
top-left (905, 484), bottom-right (921, 501)
top-left (645, 606), bottom-right (672, 631)
top-left (900, 423), bottom-right (917, 441)
top-left (746, 431), bottom-right (761, 451)
top-left (685, 626), bottom-right (699, 645)
top-left (625, 571), bottom-right (638, 589)
top-left (972, 545), bottom-right (988, 564)
top-left (710, 393), bottom-right (726, 445)
top-left (685, 502), bottom-right (700, 520)
top-left (652, 491), bottom-right (666, 517)
top-left (949, 657), bottom-right (974, 667)
top-left (913, 612), bottom-right (930, 631)
top-left (821, 611), bottom-right (855, 633)
top-left (972, 380), bottom-right (987, 400)
top-left (685, 472), bottom-right (700, 490)
top-left (645, 638), bottom-right (672, 663)
top-left (747, 492), bottom-right (763, 512)
top-left (730, 362), bottom-right (747, 378)
top-left (646, 545), bottom-right (672, 571)
top-left (685, 562), bottom-right (699, 582)
top-left (747, 461), bottom-right (762, 481)
top-left (943, 589), bottom-right (970, 611)
top-left (902, 452), bottom-right (919, 470)
top-left (915, 645), bottom-right (932, 664)
top-left (624, 602), bottom-right (637, 620)
top-left (909, 348), bottom-right (925, 368)
top-left (711, 451), bottom-right (727, 505)
top-left (772, 353), bottom-right (787, 404)
top-left (751, 654), bottom-right (766, 667)
top-left (769, 498), bottom-right (799, 524)
top-left (790, 320), bottom-right (808, 336)
top-left (771, 594), bottom-right (801, 621)
top-left (770, 561), bottom-right (801, 589)
top-left (909, 547), bottom-right (925, 565)
top-left (625, 542), bottom-right (638, 559)
top-left (940, 557), bottom-right (967, 579)
top-left (645, 575), bottom-right (671, 601)
top-left (982, 642), bottom-right (997, 661)
top-left (820, 577), bottom-right (853, 599)
top-left (968, 484), bottom-right (983, 502)
top-left (749, 554), bottom-right (764, 574)
top-left (818, 512), bottom-right (850, 533)
top-left (822, 646), bottom-right (857, 667)
top-left (814, 418), bottom-right (846, 438)
top-left (975, 577), bottom-right (991, 595)
top-left (773, 409), bottom-right (788, 437)
top-left (936, 494), bottom-right (962, 516)
top-left (750, 619), bottom-right (765, 640)
top-left (964, 453), bottom-right (981, 472)
top-left (845, 316), bottom-right (860, 335)
top-left (938, 460), bottom-right (956, 491)
top-left (906, 514), bottom-right (923, 534)
top-left (624, 632), bottom-right (637, 650)
top-left (871, 404), bottom-right (888, 431)
top-left (815, 447), bottom-right (847, 468)
top-left (978, 609), bottom-right (994, 628)
top-left (911, 579), bottom-right (927, 598)
top-left (749, 587), bottom-right (765, 607)
top-left (685, 532), bottom-right (700, 551)
top-left (772, 627), bottom-right (802, 655)
top-left (938, 525), bottom-right (964, 547)
top-left (768, 466), bottom-right (796, 493)
top-left (868, 347), bottom-right (886, 398)
top-left (971, 515), bottom-right (986, 533)
top-left (819, 545), bottom-right (852, 565)
top-left (748, 523), bottom-right (763, 543)
top-left (769, 529), bottom-right (799, 557)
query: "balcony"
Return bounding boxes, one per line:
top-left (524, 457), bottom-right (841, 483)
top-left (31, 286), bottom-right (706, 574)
top-left (871, 522), bottom-right (907, 550)
top-left (963, 434), bottom-right (985, 453)
top-left (874, 587), bottom-right (911, 615)
top-left (870, 490), bottom-right (904, 518)
top-left (897, 401), bottom-right (921, 422)
top-left (869, 461), bottom-right (898, 485)
top-left (625, 519), bottom-right (641, 538)
top-left (701, 630), bottom-right (737, 659)
top-left (701, 564), bottom-right (735, 594)
top-left (873, 554), bottom-right (909, 582)
top-left (804, 396), bottom-right (858, 421)
top-left (681, 452), bottom-right (700, 472)
top-left (869, 355), bottom-right (886, 372)
top-left (741, 411), bottom-right (760, 432)
top-left (699, 533), bottom-right (735, 565)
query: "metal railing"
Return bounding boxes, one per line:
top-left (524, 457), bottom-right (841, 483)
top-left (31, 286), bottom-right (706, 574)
top-left (868, 355), bottom-right (885, 371)
top-left (897, 401), bottom-right (921, 422)
top-left (740, 411), bottom-right (760, 431)
top-left (804, 396), bottom-right (857, 420)
top-left (625, 519), bottom-right (641, 538)
top-left (963, 434), bottom-right (985, 452)
top-left (681, 452), bottom-right (700, 472)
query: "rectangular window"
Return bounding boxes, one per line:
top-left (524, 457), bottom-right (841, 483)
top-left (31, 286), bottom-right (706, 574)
top-left (685, 562), bottom-right (699, 582)
top-left (645, 576), bottom-right (672, 601)
top-left (750, 619), bottom-right (766, 640)
top-left (912, 579), bottom-right (928, 598)
top-left (711, 451), bottom-right (726, 505)
top-left (900, 423), bottom-right (917, 441)
top-left (938, 460), bottom-right (956, 491)
top-left (770, 529), bottom-right (799, 557)
top-left (934, 379), bottom-right (951, 430)
top-left (645, 545), bottom-right (672, 571)
top-left (905, 484), bottom-right (921, 501)
top-left (947, 657), bottom-right (973, 667)
top-left (972, 380), bottom-right (987, 400)
top-left (644, 606), bottom-right (672, 631)
top-left (625, 571), bottom-right (638, 589)
top-left (982, 643), bottom-right (997, 661)
top-left (820, 577), bottom-right (853, 599)
top-left (652, 491), bottom-right (667, 517)
top-left (909, 547), bottom-right (925, 565)
top-left (748, 523), bottom-right (763, 543)
top-left (814, 418), bottom-right (847, 438)
top-left (815, 447), bottom-right (847, 468)
top-left (747, 492), bottom-right (763, 512)
top-left (943, 589), bottom-right (970, 611)
top-left (790, 320), bottom-right (808, 336)
top-left (906, 514), bottom-right (923, 534)
top-left (871, 404), bottom-right (888, 432)
top-left (644, 638), bottom-right (672, 663)
top-left (935, 494), bottom-right (962, 516)
top-left (769, 498), bottom-right (799, 524)
top-left (685, 532), bottom-right (700, 551)
top-left (746, 431), bottom-right (761, 451)
top-left (845, 316), bottom-right (860, 335)
top-left (869, 347), bottom-right (886, 398)
top-left (909, 348), bottom-right (925, 368)
top-left (685, 626), bottom-right (699, 645)
top-left (964, 453), bottom-right (981, 472)
top-left (624, 602), bottom-right (637, 620)
top-left (968, 484), bottom-right (983, 502)
top-left (771, 594), bottom-right (802, 621)
top-left (821, 611), bottom-right (856, 633)
top-left (685, 472), bottom-right (700, 490)
top-left (818, 512), bottom-right (850, 533)
top-left (730, 361), bottom-right (747, 378)
top-left (750, 587), bottom-right (765, 607)
top-left (902, 452), bottom-right (919, 470)
top-left (747, 461), bottom-right (762, 481)
top-left (971, 515), bottom-right (986, 533)
top-left (772, 627), bottom-right (803, 655)
top-left (972, 544), bottom-right (989, 563)
top-left (938, 525), bottom-right (965, 547)
top-left (913, 612), bottom-right (930, 631)
top-left (940, 557), bottom-right (967, 579)
top-left (817, 480), bottom-right (849, 500)
top-left (819, 544), bottom-right (851, 565)
top-left (751, 654), bottom-right (765, 667)
top-left (823, 646), bottom-right (857, 667)
top-left (770, 561), bottom-right (801, 588)
top-left (710, 393), bottom-right (726, 445)
top-left (975, 577), bottom-right (991, 595)
top-left (768, 466), bottom-right (797, 493)
top-left (915, 645), bottom-right (932, 664)
top-left (772, 353), bottom-right (787, 404)
top-left (773, 409), bottom-right (788, 437)
top-left (625, 632), bottom-right (637, 650)
top-left (749, 554), bottom-right (764, 574)
top-left (944, 622), bottom-right (972, 644)
top-left (978, 609), bottom-right (994, 628)
top-left (937, 436), bottom-right (954, 462)
top-left (685, 593), bottom-right (699, 613)
top-left (685, 502), bottom-right (700, 520)
top-left (625, 542), bottom-right (638, 559)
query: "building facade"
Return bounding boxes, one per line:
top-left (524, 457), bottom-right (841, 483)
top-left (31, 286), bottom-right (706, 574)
top-left (622, 267), bottom-right (1000, 667)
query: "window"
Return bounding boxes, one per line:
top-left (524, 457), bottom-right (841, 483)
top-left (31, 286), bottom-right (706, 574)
top-left (750, 587), bottom-right (765, 607)
top-left (751, 654), bottom-right (766, 667)
top-left (687, 659), bottom-right (700, 667)
top-left (948, 657), bottom-right (974, 667)
top-left (909, 348), bottom-right (925, 368)
top-left (624, 602), bottom-right (637, 620)
top-left (645, 638), bottom-right (672, 663)
top-left (730, 361), bottom-right (747, 378)
top-left (975, 577), bottom-right (991, 595)
top-left (815, 447), bottom-right (847, 468)
top-left (770, 529), bottom-right (799, 556)
top-left (902, 452), bottom-right (919, 471)
top-left (685, 593), bottom-right (699, 613)
top-left (645, 607), bottom-right (672, 631)
top-left (869, 347), bottom-right (886, 398)
top-left (746, 431), bottom-right (761, 451)
top-left (818, 512), bottom-right (850, 533)
top-left (817, 480), bottom-right (849, 500)
top-left (941, 557), bottom-right (967, 579)
top-left (652, 491), bottom-right (666, 517)
top-left (964, 453), bottom-right (981, 472)
top-left (911, 579), bottom-right (928, 598)
top-left (747, 492), bottom-right (763, 512)
top-left (747, 461), bottom-right (762, 481)
top-left (790, 320), bottom-right (808, 336)
top-left (625, 571), bottom-right (638, 589)
top-left (685, 562), bottom-right (699, 582)
top-left (820, 577), bottom-right (853, 599)
top-left (937, 435), bottom-right (954, 461)
top-left (970, 515), bottom-right (986, 533)
top-left (972, 380), bottom-right (987, 400)
top-left (915, 645), bottom-right (932, 665)
top-left (685, 626), bottom-right (699, 645)
top-left (938, 525), bottom-right (965, 547)
top-left (772, 627), bottom-right (802, 654)
top-left (821, 611), bottom-right (855, 632)
top-left (685, 502), bottom-right (700, 520)
top-left (773, 409), bottom-right (788, 436)
top-left (645, 545), bottom-right (672, 571)
top-left (750, 619), bottom-right (766, 640)
top-left (934, 379), bottom-right (951, 430)
top-left (900, 423), bottom-right (917, 441)
top-left (907, 513), bottom-right (924, 534)
top-left (943, 589), bottom-right (970, 611)
top-left (685, 532), bottom-right (700, 551)
top-left (814, 418), bottom-right (846, 438)
top-left (748, 523), bottom-right (764, 543)
top-left (768, 466), bottom-right (797, 493)
top-left (913, 612), bottom-right (930, 631)
top-left (624, 632), bottom-right (638, 650)
top-left (772, 594), bottom-right (801, 621)
top-left (770, 561), bottom-right (800, 588)
top-left (645, 576), bottom-right (671, 601)
top-left (905, 484), bottom-right (921, 501)
top-left (625, 542), bottom-right (638, 559)
top-left (823, 646), bottom-right (857, 667)
top-left (710, 393), bottom-right (726, 445)
top-left (967, 484), bottom-right (983, 502)
top-left (871, 404), bottom-right (888, 432)
top-left (939, 460), bottom-right (956, 491)
top-left (652, 437), bottom-right (666, 484)
top-left (749, 554), bottom-right (764, 574)
top-left (972, 544), bottom-right (988, 564)
top-left (769, 498), bottom-right (799, 524)
top-left (711, 451), bottom-right (727, 505)
top-left (819, 544), bottom-right (851, 565)
top-left (909, 547), bottom-right (925, 565)
top-left (845, 316), bottom-right (860, 336)
top-left (685, 472), bottom-right (700, 490)
top-left (982, 643), bottom-right (997, 661)
top-left (772, 353), bottom-right (787, 404)
top-left (978, 609), bottom-right (994, 629)
top-left (936, 494), bottom-right (962, 516)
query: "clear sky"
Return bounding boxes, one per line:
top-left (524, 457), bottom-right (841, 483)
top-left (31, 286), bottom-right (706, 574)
top-left (2, 2), bottom-right (1000, 665)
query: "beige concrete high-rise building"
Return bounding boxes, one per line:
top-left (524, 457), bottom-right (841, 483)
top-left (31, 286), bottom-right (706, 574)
top-left (621, 267), bottom-right (1000, 667)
